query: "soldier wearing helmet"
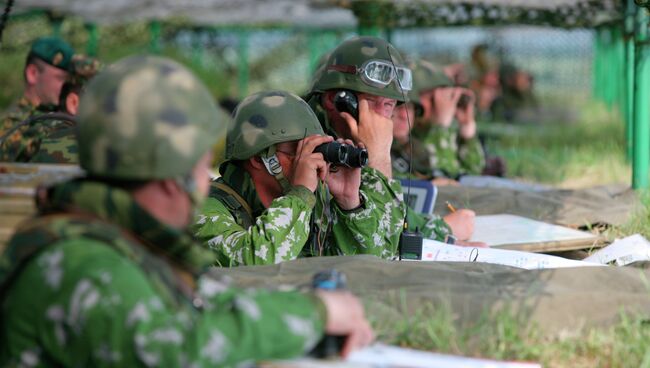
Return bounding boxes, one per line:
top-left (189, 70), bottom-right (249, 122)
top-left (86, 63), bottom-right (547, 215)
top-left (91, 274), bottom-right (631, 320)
top-left (391, 59), bottom-right (483, 244)
top-left (194, 90), bottom-right (389, 265)
top-left (0, 56), bottom-right (373, 366)
top-left (305, 36), bottom-right (409, 255)
top-left (411, 59), bottom-right (486, 182)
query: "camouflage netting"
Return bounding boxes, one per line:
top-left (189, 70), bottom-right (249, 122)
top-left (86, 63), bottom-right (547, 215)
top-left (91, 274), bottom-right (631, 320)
top-left (12, 0), bottom-right (622, 28)
top-left (208, 255), bottom-right (650, 334)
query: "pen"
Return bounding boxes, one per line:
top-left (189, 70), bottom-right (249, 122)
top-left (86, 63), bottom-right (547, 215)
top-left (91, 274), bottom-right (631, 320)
top-left (446, 201), bottom-right (457, 213)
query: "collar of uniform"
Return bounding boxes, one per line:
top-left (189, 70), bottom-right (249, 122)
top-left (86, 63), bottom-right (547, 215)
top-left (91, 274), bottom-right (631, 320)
top-left (41, 179), bottom-right (215, 273)
top-left (219, 161), bottom-right (267, 217)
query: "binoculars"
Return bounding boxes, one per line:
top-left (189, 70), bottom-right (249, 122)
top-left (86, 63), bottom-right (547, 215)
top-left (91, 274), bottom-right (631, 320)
top-left (314, 141), bottom-right (369, 168)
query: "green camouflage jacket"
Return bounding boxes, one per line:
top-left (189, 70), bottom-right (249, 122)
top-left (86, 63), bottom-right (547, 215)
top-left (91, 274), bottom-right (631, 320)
top-left (0, 179), bottom-right (325, 367)
top-left (28, 124), bottom-right (78, 164)
top-left (391, 137), bottom-right (439, 180)
top-left (416, 123), bottom-right (485, 179)
top-left (0, 97), bottom-right (37, 137)
top-left (0, 111), bottom-right (72, 162)
top-left (194, 161), bottom-right (401, 266)
top-left (307, 95), bottom-right (452, 243)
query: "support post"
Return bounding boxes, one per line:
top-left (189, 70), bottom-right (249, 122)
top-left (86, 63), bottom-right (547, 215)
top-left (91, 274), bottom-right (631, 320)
top-left (237, 29), bottom-right (249, 99)
top-left (149, 21), bottom-right (161, 54)
top-left (625, 0), bottom-right (637, 161)
top-left (85, 23), bottom-right (99, 56)
top-left (633, 7), bottom-right (650, 189)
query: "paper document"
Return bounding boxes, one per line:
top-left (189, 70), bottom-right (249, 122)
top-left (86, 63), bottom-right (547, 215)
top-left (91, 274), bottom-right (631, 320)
top-left (418, 239), bottom-right (602, 270)
top-left (347, 344), bottom-right (541, 368)
top-left (470, 214), bottom-right (597, 248)
top-left (583, 234), bottom-right (650, 266)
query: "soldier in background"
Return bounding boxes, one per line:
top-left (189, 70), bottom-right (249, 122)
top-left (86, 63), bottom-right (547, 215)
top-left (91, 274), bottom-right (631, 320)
top-left (194, 90), bottom-right (383, 265)
top-left (411, 59), bottom-right (486, 182)
top-left (27, 54), bottom-right (102, 164)
top-left (0, 37), bottom-right (74, 138)
top-left (0, 55), bottom-right (373, 366)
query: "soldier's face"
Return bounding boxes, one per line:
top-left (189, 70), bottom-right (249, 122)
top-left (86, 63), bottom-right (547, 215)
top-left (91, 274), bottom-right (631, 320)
top-left (31, 60), bottom-right (69, 105)
top-left (358, 93), bottom-right (397, 119)
top-left (392, 103), bottom-right (414, 140)
top-left (274, 141), bottom-right (299, 180)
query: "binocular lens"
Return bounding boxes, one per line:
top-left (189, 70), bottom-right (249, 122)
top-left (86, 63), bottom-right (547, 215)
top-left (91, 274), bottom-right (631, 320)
top-left (314, 142), bottom-right (368, 168)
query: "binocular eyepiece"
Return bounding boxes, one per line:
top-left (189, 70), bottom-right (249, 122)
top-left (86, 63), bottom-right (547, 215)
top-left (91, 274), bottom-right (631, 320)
top-left (314, 141), bottom-right (368, 168)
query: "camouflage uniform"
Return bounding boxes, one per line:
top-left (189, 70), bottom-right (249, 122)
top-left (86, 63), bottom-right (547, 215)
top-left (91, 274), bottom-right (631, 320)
top-left (418, 124), bottom-right (485, 179)
top-left (1, 55), bottom-right (100, 164)
top-left (307, 37), bottom-right (453, 243)
top-left (0, 38), bottom-right (78, 163)
top-left (194, 91), bottom-right (399, 266)
top-left (0, 56), bottom-right (325, 366)
top-left (0, 97), bottom-right (38, 138)
top-left (409, 59), bottom-right (486, 179)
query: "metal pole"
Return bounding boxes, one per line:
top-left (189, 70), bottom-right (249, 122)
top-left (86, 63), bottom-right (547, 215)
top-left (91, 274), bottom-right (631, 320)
top-left (85, 23), bottom-right (98, 56)
top-left (633, 7), bottom-right (650, 189)
top-left (625, 0), bottom-right (637, 161)
top-left (237, 29), bottom-right (249, 99)
top-left (149, 21), bottom-right (161, 54)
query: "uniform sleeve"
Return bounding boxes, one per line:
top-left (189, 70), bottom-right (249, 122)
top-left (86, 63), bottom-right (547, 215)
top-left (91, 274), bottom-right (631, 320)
top-left (1, 240), bottom-right (325, 367)
top-left (193, 186), bottom-right (316, 266)
top-left (456, 134), bottom-right (486, 176)
top-left (405, 207), bottom-right (453, 241)
top-left (330, 167), bottom-right (405, 259)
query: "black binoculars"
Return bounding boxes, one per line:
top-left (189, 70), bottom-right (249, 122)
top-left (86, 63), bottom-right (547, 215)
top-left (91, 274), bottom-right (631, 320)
top-left (314, 141), bottom-right (368, 168)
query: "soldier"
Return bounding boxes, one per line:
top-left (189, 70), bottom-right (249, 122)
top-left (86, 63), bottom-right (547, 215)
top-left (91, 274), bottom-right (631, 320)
top-left (0, 37), bottom-right (74, 138)
top-left (305, 37), bottom-right (475, 244)
top-left (412, 59), bottom-right (486, 182)
top-left (194, 90), bottom-right (385, 265)
top-left (27, 54), bottom-right (102, 164)
top-left (0, 55), bottom-right (373, 366)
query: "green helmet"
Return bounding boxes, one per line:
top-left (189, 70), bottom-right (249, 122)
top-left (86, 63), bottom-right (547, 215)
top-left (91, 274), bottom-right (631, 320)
top-left (226, 90), bottom-right (324, 161)
top-left (77, 55), bottom-right (228, 180)
top-left (309, 36), bottom-right (409, 101)
top-left (410, 59), bottom-right (453, 94)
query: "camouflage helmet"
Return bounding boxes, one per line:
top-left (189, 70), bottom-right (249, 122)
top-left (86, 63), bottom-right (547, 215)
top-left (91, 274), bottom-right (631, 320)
top-left (411, 59), bottom-right (453, 94)
top-left (227, 90), bottom-right (324, 161)
top-left (77, 55), bottom-right (228, 180)
top-left (309, 36), bottom-right (409, 101)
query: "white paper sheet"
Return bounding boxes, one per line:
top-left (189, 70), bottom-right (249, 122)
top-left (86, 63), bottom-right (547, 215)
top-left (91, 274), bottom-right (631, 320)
top-left (470, 214), bottom-right (596, 247)
top-left (583, 234), bottom-right (650, 266)
top-left (346, 343), bottom-right (541, 368)
top-left (417, 239), bottom-right (602, 270)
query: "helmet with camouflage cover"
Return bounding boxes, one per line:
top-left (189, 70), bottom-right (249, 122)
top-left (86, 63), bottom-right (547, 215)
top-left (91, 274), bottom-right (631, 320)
top-left (410, 59), bottom-right (453, 94)
top-left (309, 36), bottom-right (410, 101)
top-left (77, 55), bottom-right (229, 180)
top-left (226, 90), bottom-right (324, 161)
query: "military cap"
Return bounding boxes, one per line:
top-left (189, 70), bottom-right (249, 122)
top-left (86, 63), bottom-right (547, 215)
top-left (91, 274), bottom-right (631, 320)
top-left (28, 37), bottom-right (75, 72)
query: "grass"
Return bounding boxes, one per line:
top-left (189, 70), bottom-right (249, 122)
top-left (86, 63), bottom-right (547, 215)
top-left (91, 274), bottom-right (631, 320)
top-left (482, 101), bottom-right (630, 188)
top-left (368, 299), bottom-right (650, 367)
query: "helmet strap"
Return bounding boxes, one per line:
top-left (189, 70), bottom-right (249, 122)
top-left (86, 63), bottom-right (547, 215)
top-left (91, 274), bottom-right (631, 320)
top-left (261, 145), bottom-right (292, 193)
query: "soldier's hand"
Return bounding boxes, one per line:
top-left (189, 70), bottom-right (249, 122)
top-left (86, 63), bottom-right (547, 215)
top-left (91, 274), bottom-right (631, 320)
top-left (325, 139), bottom-right (362, 210)
top-left (455, 88), bottom-right (477, 140)
top-left (432, 87), bottom-right (461, 127)
top-left (292, 135), bottom-right (333, 192)
top-left (315, 290), bottom-right (374, 358)
top-left (340, 98), bottom-right (393, 178)
top-left (443, 208), bottom-right (476, 241)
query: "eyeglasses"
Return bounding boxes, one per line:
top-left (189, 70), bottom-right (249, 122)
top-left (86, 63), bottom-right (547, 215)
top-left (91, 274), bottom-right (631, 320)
top-left (329, 60), bottom-right (413, 91)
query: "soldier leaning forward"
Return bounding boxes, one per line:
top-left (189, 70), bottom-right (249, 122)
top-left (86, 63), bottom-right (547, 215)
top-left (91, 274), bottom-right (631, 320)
top-left (0, 55), bottom-right (373, 366)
